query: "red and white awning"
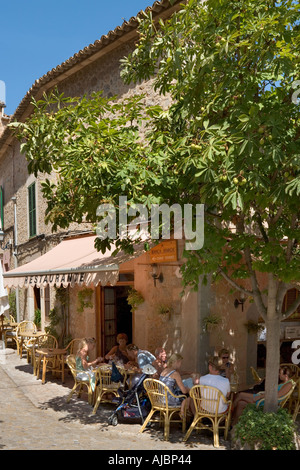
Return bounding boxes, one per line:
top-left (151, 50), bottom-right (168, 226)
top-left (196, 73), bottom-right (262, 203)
top-left (3, 236), bottom-right (141, 289)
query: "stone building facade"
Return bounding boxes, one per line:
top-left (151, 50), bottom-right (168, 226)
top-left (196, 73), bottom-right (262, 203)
top-left (1, 0), bottom-right (299, 381)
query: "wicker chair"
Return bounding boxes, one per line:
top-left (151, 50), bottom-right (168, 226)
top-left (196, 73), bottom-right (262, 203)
top-left (139, 378), bottom-right (187, 441)
top-left (183, 385), bottom-right (232, 448)
top-left (64, 338), bottom-right (83, 355)
top-left (288, 377), bottom-right (300, 421)
top-left (92, 365), bottom-right (127, 415)
top-left (34, 334), bottom-right (59, 379)
top-left (250, 366), bottom-right (262, 383)
top-left (24, 337), bottom-right (37, 365)
top-left (4, 326), bottom-right (18, 348)
top-left (65, 354), bottom-right (94, 405)
top-left (15, 321), bottom-right (37, 358)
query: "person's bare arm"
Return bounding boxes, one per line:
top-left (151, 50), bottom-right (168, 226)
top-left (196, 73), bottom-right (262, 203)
top-left (105, 345), bottom-right (117, 360)
top-left (173, 371), bottom-right (189, 395)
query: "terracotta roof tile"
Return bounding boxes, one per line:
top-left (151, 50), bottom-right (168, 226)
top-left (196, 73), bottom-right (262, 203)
top-left (0, 0), bottom-right (182, 154)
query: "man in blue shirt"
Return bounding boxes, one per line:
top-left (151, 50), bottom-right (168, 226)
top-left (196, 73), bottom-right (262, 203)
top-left (126, 344), bottom-right (156, 370)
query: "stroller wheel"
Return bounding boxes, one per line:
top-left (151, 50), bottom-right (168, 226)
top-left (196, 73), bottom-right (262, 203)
top-left (108, 414), bottom-right (118, 426)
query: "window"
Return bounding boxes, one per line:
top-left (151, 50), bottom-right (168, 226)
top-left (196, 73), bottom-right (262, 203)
top-left (282, 288), bottom-right (300, 321)
top-left (0, 185), bottom-right (4, 230)
top-left (44, 285), bottom-right (50, 321)
top-left (28, 182), bottom-right (36, 237)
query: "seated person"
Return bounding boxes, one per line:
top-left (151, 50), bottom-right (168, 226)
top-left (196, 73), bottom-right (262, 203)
top-left (105, 333), bottom-right (129, 364)
top-left (152, 347), bottom-right (167, 378)
top-left (218, 348), bottom-right (235, 379)
top-left (231, 366), bottom-right (293, 425)
top-left (126, 344), bottom-right (156, 371)
top-left (75, 337), bottom-right (104, 391)
top-left (159, 353), bottom-right (190, 416)
top-left (198, 356), bottom-right (231, 414)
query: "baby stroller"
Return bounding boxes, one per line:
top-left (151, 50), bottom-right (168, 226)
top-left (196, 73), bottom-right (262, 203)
top-left (107, 364), bottom-right (156, 427)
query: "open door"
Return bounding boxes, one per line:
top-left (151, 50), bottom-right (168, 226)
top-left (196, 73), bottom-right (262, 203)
top-left (97, 285), bottom-right (132, 356)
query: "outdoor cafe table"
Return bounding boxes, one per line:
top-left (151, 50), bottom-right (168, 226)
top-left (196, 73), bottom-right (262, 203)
top-left (95, 363), bottom-right (138, 387)
top-left (19, 331), bottom-right (44, 340)
top-left (18, 331), bottom-right (44, 358)
top-left (35, 347), bottom-right (67, 384)
top-left (230, 382), bottom-right (253, 398)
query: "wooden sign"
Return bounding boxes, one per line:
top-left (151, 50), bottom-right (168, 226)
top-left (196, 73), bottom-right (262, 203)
top-left (149, 240), bottom-right (178, 263)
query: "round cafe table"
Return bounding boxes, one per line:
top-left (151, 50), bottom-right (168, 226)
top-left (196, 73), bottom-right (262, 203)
top-left (35, 347), bottom-right (67, 384)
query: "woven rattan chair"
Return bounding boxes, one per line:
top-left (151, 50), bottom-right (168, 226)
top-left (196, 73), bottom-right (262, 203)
top-left (250, 366), bottom-right (262, 383)
top-left (92, 365), bottom-right (127, 414)
top-left (15, 321), bottom-right (37, 358)
top-left (34, 334), bottom-right (59, 379)
top-left (139, 378), bottom-right (187, 441)
top-left (64, 338), bottom-right (83, 355)
top-left (65, 354), bottom-right (94, 405)
top-left (288, 377), bottom-right (300, 421)
top-left (24, 337), bottom-right (37, 365)
top-left (4, 325), bottom-right (18, 348)
top-left (2, 316), bottom-right (18, 348)
top-left (255, 379), bottom-right (296, 409)
top-left (183, 385), bottom-right (232, 448)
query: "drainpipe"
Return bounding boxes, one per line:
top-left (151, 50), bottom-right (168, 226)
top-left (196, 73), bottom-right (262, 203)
top-left (11, 197), bottom-right (20, 322)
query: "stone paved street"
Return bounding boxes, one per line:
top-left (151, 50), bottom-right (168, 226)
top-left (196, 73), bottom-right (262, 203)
top-left (0, 348), bottom-right (230, 451)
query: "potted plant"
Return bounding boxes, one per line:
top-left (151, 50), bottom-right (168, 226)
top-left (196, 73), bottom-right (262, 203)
top-left (244, 320), bottom-right (265, 335)
top-left (77, 287), bottom-right (94, 313)
top-left (127, 288), bottom-right (144, 312)
top-left (157, 304), bottom-right (173, 320)
top-left (203, 314), bottom-right (222, 332)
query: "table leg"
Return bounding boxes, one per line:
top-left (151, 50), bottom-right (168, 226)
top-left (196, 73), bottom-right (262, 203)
top-left (42, 356), bottom-right (47, 384)
top-left (61, 354), bottom-right (65, 383)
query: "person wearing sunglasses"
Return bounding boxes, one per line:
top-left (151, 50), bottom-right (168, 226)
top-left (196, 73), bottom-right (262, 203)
top-left (218, 348), bottom-right (235, 379)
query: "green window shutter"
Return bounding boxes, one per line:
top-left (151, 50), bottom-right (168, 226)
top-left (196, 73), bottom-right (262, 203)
top-left (28, 183), bottom-right (36, 237)
top-left (0, 186), bottom-right (4, 230)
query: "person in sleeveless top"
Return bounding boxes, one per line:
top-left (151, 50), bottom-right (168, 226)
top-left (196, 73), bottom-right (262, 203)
top-left (75, 337), bottom-right (104, 391)
top-left (152, 347), bottom-right (167, 378)
top-left (159, 353), bottom-right (190, 407)
top-left (105, 333), bottom-right (130, 364)
top-left (231, 366), bottom-right (294, 425)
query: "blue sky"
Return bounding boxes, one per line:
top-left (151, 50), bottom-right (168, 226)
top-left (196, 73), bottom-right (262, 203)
top-left (0, 0), bottom-right (153, 115)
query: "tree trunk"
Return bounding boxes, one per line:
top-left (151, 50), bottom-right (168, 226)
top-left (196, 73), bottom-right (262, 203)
top-left (264, 316), bottom-right (281, 412)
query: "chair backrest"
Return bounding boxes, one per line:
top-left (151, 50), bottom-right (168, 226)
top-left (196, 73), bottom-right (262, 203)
top-left (66, 354), bottom-right (78, 379)
top-left (95, 367), bottom-right (117, 387)
top-left (36, 334), bottom-right (58, 349)
top-left (65, 338), bottom-right (83, 355)
top-left (190, 385), bottom-right (229, 416)
top-left (250, 366), bottom-right (262, 382)
top-left (295, 378), bottom-right (300, 400)
top-left (279, 380), bottom-right (297, 408)
top-left (17, 321), bottom-right (37, 335)
top-left (9, 315), bottom-right (16, 324)
top-left (143, 378), bottom-right (171, 409)
top-left (280, 363), bottom-right (300, 379)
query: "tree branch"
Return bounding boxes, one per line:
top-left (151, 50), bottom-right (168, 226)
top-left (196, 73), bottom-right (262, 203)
top-left (282, 291), bottom-right (300, 320)
top-left (244, 245), bottom-right (267, 320)
top-left (217, 267), bottom-right (252, 297)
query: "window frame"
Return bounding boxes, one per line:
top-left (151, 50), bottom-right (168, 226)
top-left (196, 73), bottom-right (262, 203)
top-left (28, 182), bottom-right (37, 238)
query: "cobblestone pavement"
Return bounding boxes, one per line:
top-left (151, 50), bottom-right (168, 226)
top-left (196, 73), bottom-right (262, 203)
top-left (0, 348), bottom-right (231, 451)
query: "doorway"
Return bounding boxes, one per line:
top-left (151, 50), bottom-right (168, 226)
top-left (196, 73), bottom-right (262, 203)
top-left (98, 285), bottom-right (132, 356)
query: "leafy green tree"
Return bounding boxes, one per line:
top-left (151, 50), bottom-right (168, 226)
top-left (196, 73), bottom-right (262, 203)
top-left (10, 0), bottom-right (300, 412)
top-left (121, 0), bottom-right (300, 412)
